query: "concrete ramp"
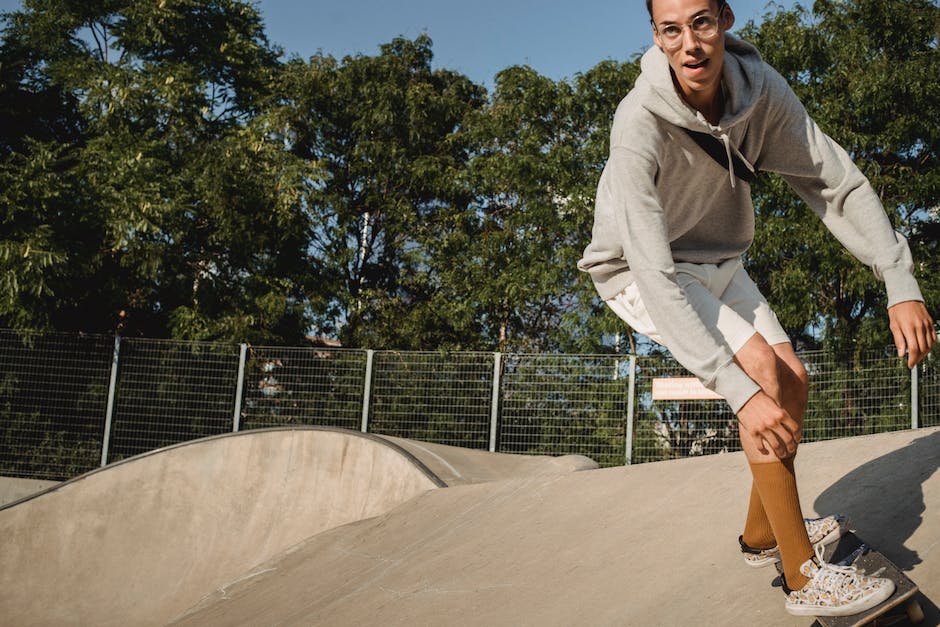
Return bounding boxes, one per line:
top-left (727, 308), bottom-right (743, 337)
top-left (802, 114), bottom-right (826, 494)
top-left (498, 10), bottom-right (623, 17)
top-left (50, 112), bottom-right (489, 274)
top-left (0, 428), bottom-right (450, 626)
top-left (171, 427), bottom-right (940, 626)
top-left (0, 426), bottom-right (592, 627)
top-left (0, 477), bottom-right (58, 506)
top-left (379, 435), bottom-right (598, 486)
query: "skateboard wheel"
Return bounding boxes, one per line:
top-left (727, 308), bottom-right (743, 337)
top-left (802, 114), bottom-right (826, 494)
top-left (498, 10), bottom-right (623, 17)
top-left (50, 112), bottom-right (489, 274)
top-left (906, 599), bottom-right (924, 624)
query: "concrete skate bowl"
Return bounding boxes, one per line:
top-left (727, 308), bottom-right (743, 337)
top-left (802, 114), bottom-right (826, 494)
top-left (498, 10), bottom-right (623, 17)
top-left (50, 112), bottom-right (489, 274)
top-left (0, 427), bottom-right (446, 625)
top-left (0, 426), bottom-right (595, 626)
top-left (169, 427), bottom-right (940, 627)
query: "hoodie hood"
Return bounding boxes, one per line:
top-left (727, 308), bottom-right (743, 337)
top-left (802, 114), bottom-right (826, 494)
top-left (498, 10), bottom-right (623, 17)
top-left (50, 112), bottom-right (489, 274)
top-left (633, 34), bottom-right (765, 187)
top-left (636, 34), bottom-right (765, 132)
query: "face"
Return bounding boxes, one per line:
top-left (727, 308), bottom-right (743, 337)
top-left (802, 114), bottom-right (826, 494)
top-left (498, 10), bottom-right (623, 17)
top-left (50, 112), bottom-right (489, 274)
top-left (650, 0), bottom-right (734, 105)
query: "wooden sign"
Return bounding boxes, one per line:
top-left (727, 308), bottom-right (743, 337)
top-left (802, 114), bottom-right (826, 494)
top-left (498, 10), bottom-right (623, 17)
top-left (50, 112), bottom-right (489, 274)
top-left (651, 377), bottom-right (725, 401)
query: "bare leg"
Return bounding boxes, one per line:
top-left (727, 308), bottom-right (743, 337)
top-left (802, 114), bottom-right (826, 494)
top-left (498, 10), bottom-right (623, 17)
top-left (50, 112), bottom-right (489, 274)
top-left (734, 335), bottom-right (807, 461)
top-left (735, 334), bottom-right (814, 589)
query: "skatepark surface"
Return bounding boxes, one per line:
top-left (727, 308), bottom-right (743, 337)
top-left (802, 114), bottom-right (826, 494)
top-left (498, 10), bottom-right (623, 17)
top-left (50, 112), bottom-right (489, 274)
top-left (1, 425), bottom-right (938, 626)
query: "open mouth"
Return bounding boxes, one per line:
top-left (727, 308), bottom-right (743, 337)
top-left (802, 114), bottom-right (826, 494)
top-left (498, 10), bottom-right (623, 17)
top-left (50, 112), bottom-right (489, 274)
top-left (684, 59), bottom-right (709, 70)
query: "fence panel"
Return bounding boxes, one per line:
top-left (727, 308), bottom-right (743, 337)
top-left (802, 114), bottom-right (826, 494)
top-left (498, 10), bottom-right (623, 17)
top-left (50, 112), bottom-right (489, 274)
top-left (499, 354), bottom-right (627, 467)
top-left (632, 354), bottom-right (739, 464)
top-left (239, 346), bottom-right (366, 431)
top-left (367, 351), bottom-right (493, 449)
top-left (1, 330), bottom-right (937, 482)
top-left (107, 338), bottom-right (240, 462)
top-left (0, 331), bottom-right (113, 480)
top-left (801, 349), bottom-right (912, 442)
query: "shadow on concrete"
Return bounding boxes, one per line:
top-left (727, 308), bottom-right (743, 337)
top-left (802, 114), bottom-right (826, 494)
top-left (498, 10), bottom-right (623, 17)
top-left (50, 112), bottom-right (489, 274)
top-left (814, 429), bottom-right (940, 624)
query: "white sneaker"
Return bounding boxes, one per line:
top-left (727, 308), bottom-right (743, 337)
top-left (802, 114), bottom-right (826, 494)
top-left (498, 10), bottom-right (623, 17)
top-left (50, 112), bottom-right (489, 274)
top-left (784, 544), bottom-right (895, 617)
top-left (741, 514), bottom-right (848, 568)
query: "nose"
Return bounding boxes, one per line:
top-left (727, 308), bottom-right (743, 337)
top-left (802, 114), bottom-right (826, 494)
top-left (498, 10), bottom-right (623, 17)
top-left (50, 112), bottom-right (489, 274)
top-left (681, 24), bottom-right (700, 50)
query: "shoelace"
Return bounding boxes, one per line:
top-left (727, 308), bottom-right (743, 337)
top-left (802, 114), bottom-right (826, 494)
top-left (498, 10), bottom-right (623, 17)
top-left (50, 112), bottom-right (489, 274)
top-left (807, 543), bottom-right (864, 592)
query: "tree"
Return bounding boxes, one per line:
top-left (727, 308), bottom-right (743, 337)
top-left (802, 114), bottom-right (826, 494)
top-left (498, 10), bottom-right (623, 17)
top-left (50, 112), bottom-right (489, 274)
top-left (0, 0), bottom-right (314, 343)
top-left (281, 35), bottom-right (487, 349)
top-left (740, 0), bottom-right (940, 355)
top-left (436, 58), bottom-right (644, 353)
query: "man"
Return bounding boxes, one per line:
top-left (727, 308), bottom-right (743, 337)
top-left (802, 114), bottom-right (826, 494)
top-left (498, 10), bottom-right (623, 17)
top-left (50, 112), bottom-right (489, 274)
top-left (578, 0), bottom-right (936, 617)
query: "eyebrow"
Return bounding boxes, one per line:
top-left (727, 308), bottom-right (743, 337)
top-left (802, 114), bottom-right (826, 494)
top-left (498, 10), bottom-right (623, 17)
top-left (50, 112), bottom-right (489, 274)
top-left (657, 8), bottom-right (712, 26)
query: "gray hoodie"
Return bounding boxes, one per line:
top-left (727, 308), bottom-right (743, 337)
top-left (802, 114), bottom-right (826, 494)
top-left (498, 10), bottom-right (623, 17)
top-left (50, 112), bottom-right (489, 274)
top-left (578, 36), bottom-right (923, 412)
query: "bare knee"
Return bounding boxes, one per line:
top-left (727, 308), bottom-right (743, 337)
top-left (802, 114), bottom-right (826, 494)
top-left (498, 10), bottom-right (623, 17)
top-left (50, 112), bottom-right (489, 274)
top-left (734, 335), bottom-right (809, 412)
top-left (773, 344), bottom-right (809, 416)
top-left (734, 334), bottom-right (783, 398)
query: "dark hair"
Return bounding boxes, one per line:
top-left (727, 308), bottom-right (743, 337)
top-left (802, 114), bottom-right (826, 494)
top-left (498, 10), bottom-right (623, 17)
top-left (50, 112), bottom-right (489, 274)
top-left (647, 0), bottom-right (727, 21)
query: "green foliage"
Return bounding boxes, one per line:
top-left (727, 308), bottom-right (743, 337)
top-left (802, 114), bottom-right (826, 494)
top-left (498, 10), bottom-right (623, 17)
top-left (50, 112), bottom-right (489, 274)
top-left (1, 0), bottom-right (935, 356)
top-left (0, 0), bottom-right (310, 343)
top-left (280, 35), bottom-right (487, 349)
top-left (740, 0), bottom-right (940, 353)
top-left (431, 58), bottom-right (642, 353)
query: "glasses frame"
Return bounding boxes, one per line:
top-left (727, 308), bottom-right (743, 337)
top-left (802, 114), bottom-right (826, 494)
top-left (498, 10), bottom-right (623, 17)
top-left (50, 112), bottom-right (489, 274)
top-left (653, 1), bottom-right (728, 50)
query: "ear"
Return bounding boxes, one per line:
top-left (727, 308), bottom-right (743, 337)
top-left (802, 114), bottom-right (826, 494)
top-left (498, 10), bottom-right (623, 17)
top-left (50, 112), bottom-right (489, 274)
top-left (720, 4), bottom-right (735, 30)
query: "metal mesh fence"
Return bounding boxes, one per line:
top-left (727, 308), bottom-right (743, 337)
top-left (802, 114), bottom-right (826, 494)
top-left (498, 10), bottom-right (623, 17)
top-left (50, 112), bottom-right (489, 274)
top-left (499, 354), bottom-right (628, 467)
top-left (239, 346), bottom-right (366, 431)
top-left (1, 331), bottom-right (937, 481)
top-left (108, 338), bottom-right (240, 462)
top-left (801, 349), bottom-right (913, 442)
top-left (631, 354), bottom-right (739, 464)
top-left (367, 351), bottom-right (493, 449)
top-left (0, 330), bottom-right (113, 480)
top-left (630, 349), bottom-right (924, 464)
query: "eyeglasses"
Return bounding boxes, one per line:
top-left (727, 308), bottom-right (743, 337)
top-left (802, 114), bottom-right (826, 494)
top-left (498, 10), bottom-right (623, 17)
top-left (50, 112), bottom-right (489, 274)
top-left (654, 2), bottom-right (727, 50)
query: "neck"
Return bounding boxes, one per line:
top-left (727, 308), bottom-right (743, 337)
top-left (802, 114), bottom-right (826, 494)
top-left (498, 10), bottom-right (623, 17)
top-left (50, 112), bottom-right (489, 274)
top-left (690, 88), bottom-right (724, 126)
top-left (672, 72), bottom-right (724, 125)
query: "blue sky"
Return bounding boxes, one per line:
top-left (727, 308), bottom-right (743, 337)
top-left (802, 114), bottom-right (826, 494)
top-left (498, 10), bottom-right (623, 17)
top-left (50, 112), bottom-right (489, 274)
top-left (0, 0), bottom-right (801, 86)
top-left (253, 0), bottom-right (801, 86)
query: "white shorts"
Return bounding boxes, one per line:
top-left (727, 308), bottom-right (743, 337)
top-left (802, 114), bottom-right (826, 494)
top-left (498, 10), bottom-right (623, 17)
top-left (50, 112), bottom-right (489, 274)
top-left (605, 258), bottom-right (790, 354)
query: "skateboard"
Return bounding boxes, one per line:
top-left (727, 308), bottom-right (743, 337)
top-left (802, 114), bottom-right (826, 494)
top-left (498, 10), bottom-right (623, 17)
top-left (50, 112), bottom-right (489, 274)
top-left (771, 531), bottom-right (924, 626)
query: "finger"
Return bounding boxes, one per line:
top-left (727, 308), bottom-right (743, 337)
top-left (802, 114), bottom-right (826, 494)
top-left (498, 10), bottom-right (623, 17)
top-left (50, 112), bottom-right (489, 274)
top-left (781, 420), bottom-right (800, 456)
top-left (908, 328), bottom-right (929, 368)
top-left (768, 426), bottom-right (795, 459)
top-left (891, 326), bottom-right (907, 360)
top-left (923, 323), bottom-right (937, 353)
top-left (765, 434), bottom-right (787, 459)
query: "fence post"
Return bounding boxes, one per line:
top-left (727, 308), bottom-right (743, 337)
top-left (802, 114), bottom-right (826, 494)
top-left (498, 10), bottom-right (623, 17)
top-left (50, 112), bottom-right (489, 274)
top-left (232, 343), bottom-right (248, 432)
top-left (489, 352), bottom-right (502, 453)
top-left (101, 335), bottom-right (121, 467)
top-left (911, 362), bottom-right (919, 430)
top-left (625, 355), bottom-right (637, 465)
top-left (360, 349), bottom-right (374, 433)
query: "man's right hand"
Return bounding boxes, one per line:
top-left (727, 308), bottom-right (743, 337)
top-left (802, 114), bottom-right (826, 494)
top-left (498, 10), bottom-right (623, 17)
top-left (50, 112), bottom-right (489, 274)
top-left (737, 390), bottom-right (801, 459)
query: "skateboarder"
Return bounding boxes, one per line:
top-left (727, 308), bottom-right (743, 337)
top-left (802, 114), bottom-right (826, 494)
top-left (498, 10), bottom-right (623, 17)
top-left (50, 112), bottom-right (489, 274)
top-left (578, 0), bottom-right (936, 617)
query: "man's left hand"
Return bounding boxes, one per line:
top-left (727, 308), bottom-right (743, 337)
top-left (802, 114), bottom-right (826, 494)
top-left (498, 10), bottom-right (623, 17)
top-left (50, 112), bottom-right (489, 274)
top-left (888, 300), bottom-right (936, 368)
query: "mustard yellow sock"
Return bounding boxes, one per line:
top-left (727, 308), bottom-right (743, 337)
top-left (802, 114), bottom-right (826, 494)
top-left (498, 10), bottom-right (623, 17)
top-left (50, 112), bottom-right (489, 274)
top-left (742, 483), bottom-right (775, 549)
top-left (749, 460), bottom-right (813, 590)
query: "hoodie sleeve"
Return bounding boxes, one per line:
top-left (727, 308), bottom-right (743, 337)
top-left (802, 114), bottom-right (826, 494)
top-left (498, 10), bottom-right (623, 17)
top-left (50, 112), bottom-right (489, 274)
top-left (757, 69), bottom-right (924, 307)
top-left (603, 144), bottom-right (761, 412)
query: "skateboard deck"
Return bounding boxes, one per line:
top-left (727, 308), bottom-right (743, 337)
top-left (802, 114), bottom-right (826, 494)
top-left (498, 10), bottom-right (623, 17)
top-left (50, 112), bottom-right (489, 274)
top-left (772, 531), bottom-right (924, 627)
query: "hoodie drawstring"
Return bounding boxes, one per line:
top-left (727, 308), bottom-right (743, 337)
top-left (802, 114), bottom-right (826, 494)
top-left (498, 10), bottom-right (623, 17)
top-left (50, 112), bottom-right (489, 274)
top-left (719, 133), bottom-right (736, 189)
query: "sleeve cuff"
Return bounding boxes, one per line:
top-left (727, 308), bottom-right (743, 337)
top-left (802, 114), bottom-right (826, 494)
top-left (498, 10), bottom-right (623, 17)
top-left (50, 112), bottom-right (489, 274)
top-left (882, 265), bottom-right (924, 308)
top-left (709, 360), bottom-right (761, 414)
